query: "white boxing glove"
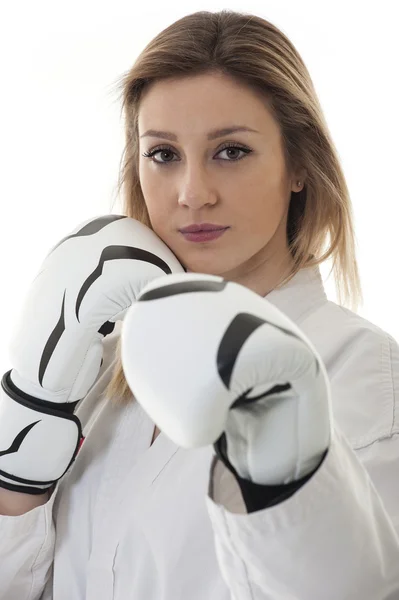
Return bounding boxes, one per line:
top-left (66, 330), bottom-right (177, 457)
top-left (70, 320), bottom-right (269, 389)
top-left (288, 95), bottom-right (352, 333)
top-left (0, 215), bottom-right (184, 494)
top-left (121, 272), bottom-right (332, 487)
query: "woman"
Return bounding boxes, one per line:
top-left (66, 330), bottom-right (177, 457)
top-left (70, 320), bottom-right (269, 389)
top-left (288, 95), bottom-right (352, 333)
top-left (0, 10), bottom-right (398, 599)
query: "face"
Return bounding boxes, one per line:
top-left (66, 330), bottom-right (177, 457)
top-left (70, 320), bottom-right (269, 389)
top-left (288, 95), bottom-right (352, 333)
top-left (138, 72), bottom-right (305, 293)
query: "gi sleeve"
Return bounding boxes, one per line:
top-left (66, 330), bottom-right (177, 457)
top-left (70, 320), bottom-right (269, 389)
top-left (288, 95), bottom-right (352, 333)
top-left (0, 484), bottom-right (58, 600)
top-left (205, 330), bottom-right (399, 599)
top-left (206, 425), bottom-right (399, 599)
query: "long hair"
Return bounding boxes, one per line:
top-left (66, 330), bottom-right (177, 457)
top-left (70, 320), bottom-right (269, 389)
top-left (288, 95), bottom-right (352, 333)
top-left (106, 9), bottom-right (363, 404)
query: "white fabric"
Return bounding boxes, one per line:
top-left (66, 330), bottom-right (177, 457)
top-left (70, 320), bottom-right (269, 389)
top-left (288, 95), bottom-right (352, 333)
top-left (1, 264), bottom-right (399, 599)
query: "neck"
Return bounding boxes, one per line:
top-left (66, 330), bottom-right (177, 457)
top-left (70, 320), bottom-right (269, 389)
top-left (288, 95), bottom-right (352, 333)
top-left (222, 248), bottom-right (295, 298)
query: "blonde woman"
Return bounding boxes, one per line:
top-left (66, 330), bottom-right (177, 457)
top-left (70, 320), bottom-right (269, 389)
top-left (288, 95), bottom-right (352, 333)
top-left (1, 10), bottom-right (398, 600)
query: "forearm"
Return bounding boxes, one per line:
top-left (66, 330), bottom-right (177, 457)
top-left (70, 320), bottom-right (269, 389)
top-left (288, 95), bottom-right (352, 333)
top-left (206, 426), bottom-right (399, 599)
top-left (0, 487), bottom-right (50, 516)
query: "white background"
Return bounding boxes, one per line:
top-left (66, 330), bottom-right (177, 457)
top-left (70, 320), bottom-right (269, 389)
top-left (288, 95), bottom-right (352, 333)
top-left (0, 0), bottom-right (397, 371)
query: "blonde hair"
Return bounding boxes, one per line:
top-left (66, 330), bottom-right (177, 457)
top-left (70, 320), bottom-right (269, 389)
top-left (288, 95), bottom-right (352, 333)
top-left (106, 9), bottom-right (363, 404)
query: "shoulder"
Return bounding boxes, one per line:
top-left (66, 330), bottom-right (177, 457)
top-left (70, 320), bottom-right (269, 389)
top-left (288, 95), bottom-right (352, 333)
top-left (302, 300), bottom-right (399, 447)
top-left (304, 298), bottom-right (396, 359)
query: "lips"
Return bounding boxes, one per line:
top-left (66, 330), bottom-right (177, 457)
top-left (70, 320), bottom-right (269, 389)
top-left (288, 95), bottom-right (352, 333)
top-left (180, 228), bottom-right (228, 243)
top-left (179, 223), bottom-right (228, 233)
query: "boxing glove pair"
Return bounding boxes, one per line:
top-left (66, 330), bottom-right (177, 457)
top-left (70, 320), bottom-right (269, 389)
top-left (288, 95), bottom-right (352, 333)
top-left (0, 214), bottom-right (331, 497)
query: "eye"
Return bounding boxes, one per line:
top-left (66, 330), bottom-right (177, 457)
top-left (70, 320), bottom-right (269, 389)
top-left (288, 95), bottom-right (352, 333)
top-left (141, 143), bottom-right (253, 166)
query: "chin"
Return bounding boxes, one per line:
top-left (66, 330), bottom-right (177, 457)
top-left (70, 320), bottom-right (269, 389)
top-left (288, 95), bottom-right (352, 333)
top-left (177, 256), bottom-right (240, 278)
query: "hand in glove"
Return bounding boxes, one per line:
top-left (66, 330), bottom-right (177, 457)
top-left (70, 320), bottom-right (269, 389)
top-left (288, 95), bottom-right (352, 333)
top-left (0, 215), bottom-right (184, 495)
top-left (120, 272), bottom-right (332, 511)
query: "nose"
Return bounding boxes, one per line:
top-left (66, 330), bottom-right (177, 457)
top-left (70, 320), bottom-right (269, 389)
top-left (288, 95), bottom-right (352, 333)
top-left (177, 167), bottom-right (218, 209)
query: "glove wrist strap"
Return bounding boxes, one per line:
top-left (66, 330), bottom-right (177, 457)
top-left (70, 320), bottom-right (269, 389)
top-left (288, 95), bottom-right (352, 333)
top-left (0, 371), bottom-right (84, 495)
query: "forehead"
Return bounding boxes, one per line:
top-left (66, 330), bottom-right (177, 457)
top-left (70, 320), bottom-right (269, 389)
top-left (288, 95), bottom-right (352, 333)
top-left (138, 73), bottom-right (279, 138)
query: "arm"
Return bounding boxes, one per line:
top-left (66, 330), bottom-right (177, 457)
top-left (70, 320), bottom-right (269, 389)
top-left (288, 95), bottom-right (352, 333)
top-left (0, 484), bottom-right (57, 600)
top-left (0, 215), bottom-right (184, 600)
top-left (0, 488), bottom-right (50, 516)
top-left (205, 330), bottom-right (399, 599)
top-left (206, 424), bottom-right (399, 599)
top-left (119, 273), bottom-right (399, 599)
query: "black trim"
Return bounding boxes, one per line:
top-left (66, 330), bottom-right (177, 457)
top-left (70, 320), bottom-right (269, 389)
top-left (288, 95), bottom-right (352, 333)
top-left (0, 477), bottom-right (53, 495)
top-left (39, 215), bottom-right (127, 382)
top-left (39, 290), bottom-right (66, 386)
top-left (0, 370), bottom-right (84, 491)
top-left (0, 421), bottom-right (41, 457)
top-left (48, 214), bottom-right (127, 255)
top-left (75, 245), bottom-right (174, 321)
top-left (98, 321), bottom-right (116, 336)
top-left (217, 312), bottom-right (319, 392)
top-left (139, 279), bottom-right (227, 302)
top-left (0, 466), bottom-right (57, 485)
top-left (3, 370), bottom-right (80, 415)
top-left (217, 313), bottom-right (267, 388)
top-left (214, 432), bottom-right (329, 513)
top-left (0, 427), bottom-right (82, 485)
top-left (231, 382), bottom-right (292, 409)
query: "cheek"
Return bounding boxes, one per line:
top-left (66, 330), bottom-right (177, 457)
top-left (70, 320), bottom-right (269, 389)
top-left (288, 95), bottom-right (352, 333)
top-left (230, 187), bottom-right (285, 231)
top-left (140, 178), bottom-right (169, 225)
top-left (144, 198), bottom-right (172, 238)
top-left (226, 163), bottom-right (283, 213)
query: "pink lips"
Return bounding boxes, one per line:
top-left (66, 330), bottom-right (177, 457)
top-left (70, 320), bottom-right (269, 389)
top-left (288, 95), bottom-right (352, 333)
top-left (182, 229), bottom-right (228, 242)
top-left (179, 223), bottom-right (228, 233)
top-left (179, 223), bottom-right (229, 243)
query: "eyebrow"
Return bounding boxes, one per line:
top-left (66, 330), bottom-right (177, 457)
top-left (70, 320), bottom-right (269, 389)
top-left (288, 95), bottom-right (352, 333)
top-left (139, 125), bottom-right (260, 141)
